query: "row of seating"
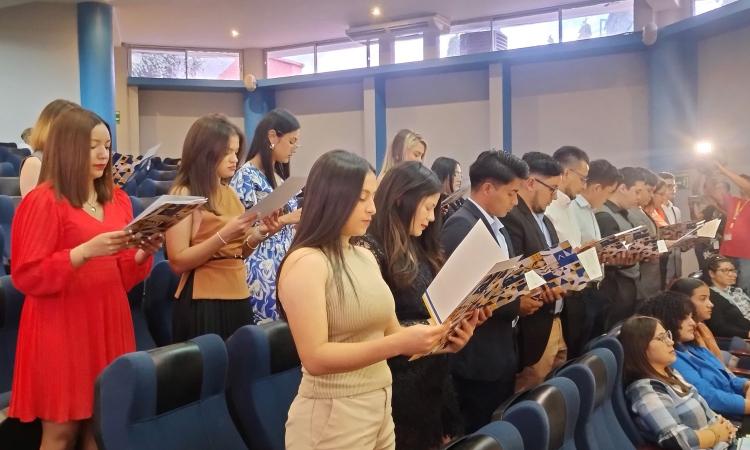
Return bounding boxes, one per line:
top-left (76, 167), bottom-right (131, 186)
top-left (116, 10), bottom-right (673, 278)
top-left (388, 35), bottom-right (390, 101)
top-left (0, 146), bottom-right (30, 177)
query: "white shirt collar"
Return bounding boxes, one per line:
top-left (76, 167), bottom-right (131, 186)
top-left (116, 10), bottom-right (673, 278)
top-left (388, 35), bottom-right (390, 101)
top-left (574, 194), bottom-right (593, 209)
top-left (468, 198), bottom-right (504, 229)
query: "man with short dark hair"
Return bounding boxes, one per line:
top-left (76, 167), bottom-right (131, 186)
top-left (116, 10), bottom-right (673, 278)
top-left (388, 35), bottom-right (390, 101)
top-left (629, 168), bottom-right (663, 298)
top-left (595, 166), bottom-right (647, 333)
top-left (503, 152), bottom-right (566, 391)
top-left (546, 146), bottom-right (590, 248)
top-left (659, 171), bottom-right (684, 283)
top-left (441, 150), bottom-right (534, 432)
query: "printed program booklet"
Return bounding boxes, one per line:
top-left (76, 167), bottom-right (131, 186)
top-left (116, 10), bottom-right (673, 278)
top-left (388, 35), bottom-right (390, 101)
top-left (125, 195), bottom-right (206, 239)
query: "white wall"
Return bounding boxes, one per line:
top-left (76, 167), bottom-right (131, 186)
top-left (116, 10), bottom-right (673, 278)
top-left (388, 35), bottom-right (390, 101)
top-left (512, 52), bottom-right (650, 167)
top-left (385, 69), bottom-right (490, 178)
top-left (138, 90), bottom-right (244, 158)
top-left (697, 24), bottom-right (750, 177)
top-left (275, 82), bottom-right (365, 175)
top-left (0, 3), bottom-right (80, 143)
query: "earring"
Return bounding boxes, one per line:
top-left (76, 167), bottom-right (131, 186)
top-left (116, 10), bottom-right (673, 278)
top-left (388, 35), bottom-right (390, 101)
top-left (270, 143), bottom-right (275, 150)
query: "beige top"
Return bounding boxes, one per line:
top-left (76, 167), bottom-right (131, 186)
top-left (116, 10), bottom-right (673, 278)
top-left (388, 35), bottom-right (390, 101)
top-left (298, 245), bottom-right (395, 399)
top-left (175, 184), bottom-right (251, 300)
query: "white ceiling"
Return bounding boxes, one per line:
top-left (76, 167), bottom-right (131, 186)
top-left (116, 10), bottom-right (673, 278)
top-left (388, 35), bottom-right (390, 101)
top-left (1, 0), bottom-right (601, 49)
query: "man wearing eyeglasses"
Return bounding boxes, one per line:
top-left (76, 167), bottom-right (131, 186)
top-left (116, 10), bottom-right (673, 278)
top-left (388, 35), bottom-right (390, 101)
top-left (659, 172), bottom-right (684, 285)
top-left (504, 152), bottom-right (567, 392)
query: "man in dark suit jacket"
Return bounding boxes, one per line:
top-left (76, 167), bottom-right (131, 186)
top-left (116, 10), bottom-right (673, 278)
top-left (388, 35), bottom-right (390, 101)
top-left (503, 152), bottom-right (566, 393)
top-left (441, 150), bottom-right (536, 433)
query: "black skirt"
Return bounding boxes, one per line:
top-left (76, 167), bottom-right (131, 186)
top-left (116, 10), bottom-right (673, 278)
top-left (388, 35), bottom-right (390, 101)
top-left (172, 272), bottom-right (253, 342)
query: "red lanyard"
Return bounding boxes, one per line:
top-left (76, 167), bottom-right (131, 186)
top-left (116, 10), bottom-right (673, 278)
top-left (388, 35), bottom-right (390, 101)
top-left (728, 199), bottom-right (749, 232)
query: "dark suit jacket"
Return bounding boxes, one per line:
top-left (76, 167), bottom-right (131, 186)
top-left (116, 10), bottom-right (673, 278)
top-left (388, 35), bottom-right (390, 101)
top-left (705, 289), bottom-right (750, 338)
top-left (503, 196), bottom-right (560, 368)
top-left (441, 200), bottom-right (520, 382)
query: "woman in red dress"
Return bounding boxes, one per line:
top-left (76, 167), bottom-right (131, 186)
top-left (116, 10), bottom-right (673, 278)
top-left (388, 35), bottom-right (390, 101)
top-left (9, 107), bottom-right (162, 449)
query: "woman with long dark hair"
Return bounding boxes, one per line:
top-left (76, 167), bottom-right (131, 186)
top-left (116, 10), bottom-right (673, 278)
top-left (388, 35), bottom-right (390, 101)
top-left (230, 108), bottom-right (301, 322)
top-left (620, 316), bottom-right (736, 449)
top-left (670, 278), bottom-right (722, 360)
top-left (10, 108), bottom-right (161, 449)
top-left (167, 114), bottom-right (280, 341)
top-left (431, 156), bottom-right (464, 220)
top-left (702, 255), bottom-right (750, 339)
top-left (279, 151), bottom-right (476, 450)
top-left (356, 161), bottom-right (484, 449)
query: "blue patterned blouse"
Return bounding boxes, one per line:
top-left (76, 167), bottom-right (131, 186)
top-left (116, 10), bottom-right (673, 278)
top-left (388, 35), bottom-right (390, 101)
top-left (229, 162), bottom-right (298, 322)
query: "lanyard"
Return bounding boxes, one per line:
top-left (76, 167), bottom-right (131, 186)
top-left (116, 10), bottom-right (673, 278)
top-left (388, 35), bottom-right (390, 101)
top-left (728, 199), bottom-right (749, 232)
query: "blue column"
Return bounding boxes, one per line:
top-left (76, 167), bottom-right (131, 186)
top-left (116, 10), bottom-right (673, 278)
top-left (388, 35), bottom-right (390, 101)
top-left (648, 37), bottom-right (698, 171)
top-left (243, 88), bottom-right (275, 146)
top-left (374, 77), bottom-right (387, 172)
top-left (77, 2), bottom-right (116, 146)
top-left (502, 63), bottom-right (513, 153)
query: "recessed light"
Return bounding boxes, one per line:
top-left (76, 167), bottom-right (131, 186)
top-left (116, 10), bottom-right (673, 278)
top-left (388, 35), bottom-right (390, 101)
top-left (370, 6), bottom-right (381, 17)
top-left (231, 29), bottom-right (240, 38)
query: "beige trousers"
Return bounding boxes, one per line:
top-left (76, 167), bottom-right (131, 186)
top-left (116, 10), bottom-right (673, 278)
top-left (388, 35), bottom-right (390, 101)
top-left (285, 387), bottom-right (395, 450)
top-left (515, 317), bottom-right (568, 392)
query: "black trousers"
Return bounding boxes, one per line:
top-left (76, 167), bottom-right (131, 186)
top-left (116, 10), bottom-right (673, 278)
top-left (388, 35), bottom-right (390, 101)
top-left (453, 375), bottom-right (515, 434)
top-left (593, 272), bottom-right (639, 336)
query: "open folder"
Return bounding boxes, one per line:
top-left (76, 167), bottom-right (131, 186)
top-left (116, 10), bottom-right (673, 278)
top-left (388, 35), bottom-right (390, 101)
top-left (125, 195), bottom-right (206, 239)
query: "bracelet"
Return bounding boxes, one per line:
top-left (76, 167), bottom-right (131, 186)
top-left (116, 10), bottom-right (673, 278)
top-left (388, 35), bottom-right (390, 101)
top-left (216, 232), bottom-right (229, 245)
top-left (254, 224), bottom-right (269, 240)
top-left (244, 235), bottom-right (259, 250)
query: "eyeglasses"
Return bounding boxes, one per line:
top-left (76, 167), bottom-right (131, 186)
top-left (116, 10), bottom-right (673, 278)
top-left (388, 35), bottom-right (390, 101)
top-left (717, 268), bottom-right (738, 274)
top-left (569, 168), bottom-right (589, 183)
top-left (533, 177), bottom-right (559, 194)
top-left (653, 330), bottom-right (673, 344)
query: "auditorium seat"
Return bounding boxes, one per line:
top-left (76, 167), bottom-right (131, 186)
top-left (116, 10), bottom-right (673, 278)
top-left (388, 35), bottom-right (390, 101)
top-left (129, 196), bottom-right (144, 219)
top-left (585, 335), bottom-right (643, 447)
top-left (128, 281), bottom-right (156, 351)
top-left (443, 421), bottom-right (525, 450)
top-left (0, 177), bottom-right (20, 196)
top-left (0, 149), bottom-right (21, 175)
top-left (500, 377), bottom-right (579, 450)
top-left (559, 347), bottom-right (634, 450)
top-left (146, 169), bottom-right (177, 182)
top-left (226, 322), bottom-right (302, 450)
top-left (163, 157), bottom-right (181, 165)
top-left (0, 163), bottom-right (16, 177)
top-left (142, 261), bottom-right (179, 347)
top-left (0, 275), bottom-right (23, 396)
top-left (0, 196), bottom-right (15, 263)
top-left (136, 179), bottom-right (172, 197)
top-left (94, 334), bottom-right (248, 450)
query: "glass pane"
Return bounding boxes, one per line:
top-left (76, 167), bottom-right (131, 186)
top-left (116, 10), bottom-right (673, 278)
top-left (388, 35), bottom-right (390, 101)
top-left (266, 46), bottom-right (315, 78)
top-left (369, 40), bottom-right (380, 67)
top-left (493, 12), bottom-right (560, 50)
top-left (316, 41), bottom-right (368, 73)
top-left (694, 0), bottom-right (737, 15)
top-left (130, 48), bottom-right (187, 79)
top-left (395, 35), bottom-right (423, 64)
top-left (440, 21), bottom-right (493, 58)
top-left (562, 0), bottom-right (634, 42)
top-left (186, 50), bottom-right (241, 80)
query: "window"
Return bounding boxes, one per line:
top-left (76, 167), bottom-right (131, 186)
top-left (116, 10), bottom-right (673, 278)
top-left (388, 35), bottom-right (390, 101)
top-left (129, 47), bottom-right (241, 80)
top-left (266, 46), bottom-right (315, 78)
top-left (694, 0), bottom-right (737, 15)
top-left (395, 34), bottom-right (424, 63)
top-left (440, 21), bottom-right (493, 57)
top-left (562, 0), bottom-right (634, 42)
top-left (369, 40), bottom-right (380, 67)
top-left (492, 12), bottom-right (560, 50)
top-left (316, 41), bottom-right (368, 73)
top-left (130, 48), bottom-right (187, 79)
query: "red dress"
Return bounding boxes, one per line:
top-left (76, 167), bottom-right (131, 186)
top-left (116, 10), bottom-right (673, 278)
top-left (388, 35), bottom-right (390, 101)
top-left (9, 184), bottom-right (151, 423)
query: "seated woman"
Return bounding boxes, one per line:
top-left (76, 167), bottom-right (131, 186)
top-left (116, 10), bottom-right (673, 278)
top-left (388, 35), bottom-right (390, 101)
top-left (620, 316), bottom-right (736, 450)
top-left (670, 278), bottom-right (723, 361)
top-left (703, 255), bottom-right (750, 338)
top-left (638, 292), bottom-right (750, 417)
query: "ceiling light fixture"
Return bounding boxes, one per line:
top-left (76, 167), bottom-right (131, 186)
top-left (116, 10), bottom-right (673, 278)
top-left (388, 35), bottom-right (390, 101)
top-left (231, 29), bottom-right (240, 38)
top-left (370, 6), bottom-right (381, 17)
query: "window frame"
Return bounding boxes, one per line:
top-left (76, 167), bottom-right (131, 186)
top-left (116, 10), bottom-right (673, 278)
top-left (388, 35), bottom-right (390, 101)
top-left (127, 44), bottom-right (244, 80)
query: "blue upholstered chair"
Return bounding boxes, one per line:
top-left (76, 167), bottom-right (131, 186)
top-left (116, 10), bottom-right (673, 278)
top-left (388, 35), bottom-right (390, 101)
top-left (142, 261), bottom-right (179, 347)
top-left (443, 421), bottom-right (525, 450)
top-left (94, 334), bottom-right (247, 450)
top-left (226, 322), bottom-right (302, 450)
top-left (136, 179), bottom-right (172, 198)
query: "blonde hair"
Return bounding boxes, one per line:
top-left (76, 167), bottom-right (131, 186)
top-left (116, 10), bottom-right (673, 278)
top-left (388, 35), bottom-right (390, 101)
top-left (379, 129), bottom-right (426, 178)
top-left (29, 99), bottom-right (79, 152)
